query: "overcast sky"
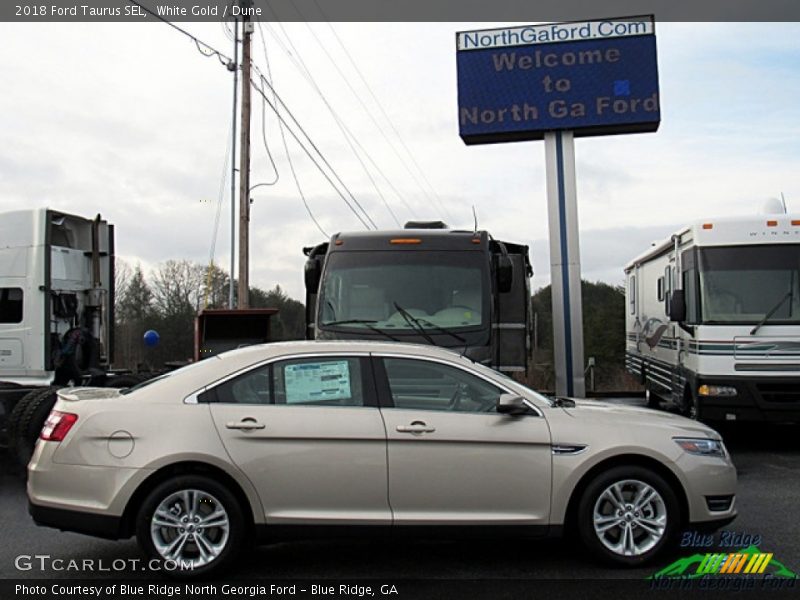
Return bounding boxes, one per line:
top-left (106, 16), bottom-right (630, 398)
top-left (1, 21), bottom-right (799, 300)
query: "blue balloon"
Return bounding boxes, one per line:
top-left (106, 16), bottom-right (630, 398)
top-left (143, 330), bottom-right (160, 347)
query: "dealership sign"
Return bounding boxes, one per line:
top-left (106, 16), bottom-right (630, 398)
top-left (456, 16), bottom-right (660, 144)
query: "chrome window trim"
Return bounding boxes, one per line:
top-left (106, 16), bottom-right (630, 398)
top-left (372, 352), bottom-right (544, 418)
top-left (183, 388), bottom-right (206, 405)
top-left (187, 352), bottom-right (372, 404)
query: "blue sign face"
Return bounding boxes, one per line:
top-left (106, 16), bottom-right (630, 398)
top-left (457, 32), bottom-right (660, 144)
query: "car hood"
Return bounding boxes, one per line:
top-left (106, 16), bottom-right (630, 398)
top-left (555, 398), bottom-right (721, 440)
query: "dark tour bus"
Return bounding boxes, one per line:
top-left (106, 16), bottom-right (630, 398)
top-left (303, 222), bottom-right (532, 373)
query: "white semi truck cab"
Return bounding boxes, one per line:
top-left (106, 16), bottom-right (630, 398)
top-left (0, 208), bottom-right (127, 463)
top-left (625, 210), bottom-right (800, 422)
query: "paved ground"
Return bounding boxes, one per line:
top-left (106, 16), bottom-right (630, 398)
top-left (1, 397), bottom-right (799, 582)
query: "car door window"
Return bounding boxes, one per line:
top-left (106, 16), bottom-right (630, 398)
top-left (382, 358), bottom-right (503, 413)
top-left (274, 358), bottom-right (364, 406)
top-left (211, 357), bottom-right (368, 406)
top-left (215, 365), bottom-right (271, 404)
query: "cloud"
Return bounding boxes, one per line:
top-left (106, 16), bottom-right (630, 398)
top-left (1, 21), bottom-right (799, 304)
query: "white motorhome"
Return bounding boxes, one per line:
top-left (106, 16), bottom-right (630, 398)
top-left (624, 207), bottom-right (800, 422)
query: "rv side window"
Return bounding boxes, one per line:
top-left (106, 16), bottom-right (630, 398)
top-left (664, 266), bottom-right (672, 315)
top-left (683, 269), bottom-right (698, 323)
top-left (657, 277), bottom-right (664, 302)
top-left (628, 275), bottom-right (636, 315)
top-left (0, 288), bottom-right (23, 323)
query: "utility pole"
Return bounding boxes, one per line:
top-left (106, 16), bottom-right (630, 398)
top-left (237, 3), bottom-right (253, 308)
top-left (228, 17), bottom-right (239, 309)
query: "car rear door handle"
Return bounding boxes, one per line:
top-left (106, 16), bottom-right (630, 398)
top-left (226, 418), bottom-right (266, 431)
top-left (396, 421), bottom-right (436, 434)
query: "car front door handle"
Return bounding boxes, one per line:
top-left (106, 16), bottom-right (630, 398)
top-left (226, 418), bottom-right (266, 431)
top-left (396, 421), bottom-right (436, 434)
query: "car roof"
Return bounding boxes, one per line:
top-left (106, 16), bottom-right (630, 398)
top-left (165, 341), bottom-right (476, 389)
top-left (216, 339), bottom-right (469, 363)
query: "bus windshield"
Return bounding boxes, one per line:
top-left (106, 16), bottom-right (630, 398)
top-left (698, 244), bottom-right (800, 325)
top-left (319, 251), bottom-right (488, 331)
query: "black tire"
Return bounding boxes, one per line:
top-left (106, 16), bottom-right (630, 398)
top-left (6, 389), bottom-right (35, 450)
top-left (8, 386), bottom-right (62, 468)
top-left (577, 465), bottom-right (680, 567)
top-left (136, 475), bottom-right (245, 579)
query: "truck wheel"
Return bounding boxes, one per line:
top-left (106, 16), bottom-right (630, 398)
top-left (577, 466), bottom-right (680, 566)
top-left (6, 389), bottom-right (37, 451)
top-left (9, 386), bottom-right (62, 468)
top-left (136, 475), bottom-right (244, 578)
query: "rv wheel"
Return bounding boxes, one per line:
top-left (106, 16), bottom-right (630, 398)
top-left (679, 388), bottom-right (698, 420)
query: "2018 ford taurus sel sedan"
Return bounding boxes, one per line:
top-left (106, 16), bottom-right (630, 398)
top-left (28, 341), bottom-right (736, 577)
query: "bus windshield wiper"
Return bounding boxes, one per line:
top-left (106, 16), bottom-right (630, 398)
top-left (415, 317), bottom-right (467, 344)
top-left (392, 303), bottom-right (436, 345)
top-left (322, 319), bottom-right (401, 342)
top-left (750, 290), bottom-right (793, 335)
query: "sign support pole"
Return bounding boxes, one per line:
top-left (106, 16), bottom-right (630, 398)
top-left (544, 130), bottom-right (586, 398)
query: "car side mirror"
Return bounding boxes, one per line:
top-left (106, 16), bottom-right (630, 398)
top-left (497, 255), bottom-right (513, 294)
top-left (669, 290), bottom-right (686, 322)
top-left (304, 257), bottom-right (322, 292)
top-left (496, 393), bottom-right (529, 415)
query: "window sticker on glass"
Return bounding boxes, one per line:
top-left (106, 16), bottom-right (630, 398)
top-left (284, 361), bottom-right (352, 403)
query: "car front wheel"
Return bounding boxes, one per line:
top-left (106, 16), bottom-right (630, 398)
top-left (577, 466), bottom-right (679, 566)
top-left (136, 475), bottom-right (244, 578)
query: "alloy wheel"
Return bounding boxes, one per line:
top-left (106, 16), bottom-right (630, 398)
top-left (150, 489), bottom-right (230, 568)
top-left (592, 479), bottom-right (667, 557)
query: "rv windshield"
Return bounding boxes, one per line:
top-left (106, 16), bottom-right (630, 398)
top-left (319, 251), bottom-right (488, 331)
top-left (697, 245), bottom-right (800, 325)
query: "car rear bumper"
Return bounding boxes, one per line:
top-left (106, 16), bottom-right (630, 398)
top-left (28, 501), bottom-right (124, 540)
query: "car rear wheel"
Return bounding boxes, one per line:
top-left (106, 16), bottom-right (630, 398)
top-left (577, 466), bottom-right (679, 566)
top-left (136, 475), bottom-right (244, 578)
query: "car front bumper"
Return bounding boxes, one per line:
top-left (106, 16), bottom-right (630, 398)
top-left (675, 451), bottom-right (738, 527)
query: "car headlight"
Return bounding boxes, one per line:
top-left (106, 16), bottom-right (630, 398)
top-left (674, 437), bottom-right (726, 458)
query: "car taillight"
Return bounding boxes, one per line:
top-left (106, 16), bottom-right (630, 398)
top-left (40, 410), bottom-right (78, 442)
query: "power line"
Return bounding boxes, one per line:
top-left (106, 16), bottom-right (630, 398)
top-left (317, 18), bottom-right (455, 222)
top-left (126, 0), bottom-right (232, 68)
top-left (209, 116), bottom-right (234, 266)
top-left (258, 20), bottom-right (379, 230)
top-left (255, 32), bottom-right (328, 238)
top-left (251, 75), bottom-right (374, 231)
top-left (262, 15), bottom-right (420, 222)
top-left (249, 57), bottom-right (280, 191)
top-left (279, 3), bottom-right (450, 222)
top-left (258, 21), bottom-right (397, 228)
top-left (249, 61), bottom-right (376, 231)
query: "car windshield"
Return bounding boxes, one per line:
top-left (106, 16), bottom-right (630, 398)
top-left (319, 250), bottom-right (488, 331)
top-left (698, 245), bottom-right (800, 324)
